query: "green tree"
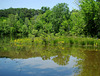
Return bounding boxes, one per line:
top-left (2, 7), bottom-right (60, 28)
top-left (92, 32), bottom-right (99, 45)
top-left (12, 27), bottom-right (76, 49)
top-left (16, 20), bottom-right (23, 33)
top-left (95, 2), bottom-right (100, 37)
top-left (22, 24), bottom-right (28, 35)
top-left (33, 14), bottom-right (43, 31)
top-left (8, 14), bottom-right (18, 27)
top-left (41, 10), bottom-right (52, 23)
top-left (70, 10), bottom-right (86, 35)
top-left (43, 23), bottom-right (53, 33)
top-left (79, 0), bottom-right (100, 37)
top-left (34, 20), bottom-right (43, 31)
top-left (0, 18), bottom-right (10, 35)
top-left (41, 6), bottom-right (50, 14)
top-left (51, 3), bottom-right (70, 33)
top-left (60, 20), bottom-right (70, 35)
top-left (41, 10), bottom-right (53, 33)
top-left (24, 17), bottom-right (32, 34)
top-left (8, 14), bottom-right (18, 34)
top-left (96, 0), bottom-right (100, 2)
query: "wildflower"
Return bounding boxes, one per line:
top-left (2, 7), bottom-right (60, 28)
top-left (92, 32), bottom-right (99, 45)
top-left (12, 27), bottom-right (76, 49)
top-left (14, 40), bottom-right (16, 42)
top-left (61, 41), bottom-right (64, 43)
top-left (62, 47), bottom-right (64, 50)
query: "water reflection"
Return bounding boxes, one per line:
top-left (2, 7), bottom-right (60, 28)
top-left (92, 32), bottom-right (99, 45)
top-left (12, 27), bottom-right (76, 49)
top-left (77, 51), bottom-right (100, 76)
top-left (0, 36), bottom-right (100, 76)
top-left (0, 56), bottom-right (78, 76)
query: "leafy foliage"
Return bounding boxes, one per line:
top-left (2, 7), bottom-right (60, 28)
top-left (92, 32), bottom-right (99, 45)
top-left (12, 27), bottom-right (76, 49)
top-left (51, 3), bottom-right (70, 33)
top-left (79, 0), bottom-right (100, 37)
top-left (0, 1), bottom-right (100, 38)
top-left (70, 10), bottom-right (86, 35)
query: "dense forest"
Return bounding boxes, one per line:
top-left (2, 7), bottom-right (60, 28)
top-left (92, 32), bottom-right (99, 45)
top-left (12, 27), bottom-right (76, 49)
top-left (0, 0), bottom-right (100, 38)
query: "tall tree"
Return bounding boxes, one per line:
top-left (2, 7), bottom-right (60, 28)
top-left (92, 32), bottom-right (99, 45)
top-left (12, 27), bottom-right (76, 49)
top-left (8, 14), bottom-right (18, 34)
top-left (70, 10), bottom-right (86, 35)
top-left (79, 0), bottom-right (99, 36)
top-left (51, 3), bottom-right (70, 33)
top-left (41, 7), bottom-right (50, 14)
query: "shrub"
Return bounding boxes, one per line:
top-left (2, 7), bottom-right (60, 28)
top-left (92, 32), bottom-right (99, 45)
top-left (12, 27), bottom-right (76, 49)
top-left (69, 38), bottom-right (74, 45)
top-left (80, 40), bottom-right (86, 46)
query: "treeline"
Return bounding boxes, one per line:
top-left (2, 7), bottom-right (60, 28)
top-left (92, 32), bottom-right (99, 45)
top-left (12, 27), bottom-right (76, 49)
top-left (0, 7), bottom-right (50, 21)
top-left (0, 0), bottom-right (100, 38)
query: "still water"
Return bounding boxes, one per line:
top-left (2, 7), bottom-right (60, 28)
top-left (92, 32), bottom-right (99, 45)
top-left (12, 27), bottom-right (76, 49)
top-left (0, 36), bottom-right (100, 76)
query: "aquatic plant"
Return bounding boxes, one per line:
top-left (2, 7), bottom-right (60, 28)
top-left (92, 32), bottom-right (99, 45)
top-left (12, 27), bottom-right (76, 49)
top-left (11, 35), bottom-right (100, 48)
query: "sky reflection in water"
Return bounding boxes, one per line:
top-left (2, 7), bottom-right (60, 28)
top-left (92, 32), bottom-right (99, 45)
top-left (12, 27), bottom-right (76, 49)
top-left (0, 56), bottom-right (78, 76)
top-left (1, 36), bottom-right (100, 76)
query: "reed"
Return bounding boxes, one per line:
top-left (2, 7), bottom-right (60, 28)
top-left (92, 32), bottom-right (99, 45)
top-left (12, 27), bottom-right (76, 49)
top-left (12, 35), bottom-right (100, 47)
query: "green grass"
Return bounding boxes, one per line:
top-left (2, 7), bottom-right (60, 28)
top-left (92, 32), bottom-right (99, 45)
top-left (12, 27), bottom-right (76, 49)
top-left (11, 35), bottom-right (100, 47)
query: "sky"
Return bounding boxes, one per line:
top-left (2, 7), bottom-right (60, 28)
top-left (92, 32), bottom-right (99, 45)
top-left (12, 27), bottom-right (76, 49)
top-left (0, 0), bottom-right (79, 11)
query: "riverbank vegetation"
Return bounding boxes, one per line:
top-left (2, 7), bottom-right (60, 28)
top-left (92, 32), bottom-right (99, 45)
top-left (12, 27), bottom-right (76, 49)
top-left (0, 0), bottom-right (100, 46)
top-left (1, 37), bottom-right (100, 60)
top-left (10, 35), bottom-right (100, 47)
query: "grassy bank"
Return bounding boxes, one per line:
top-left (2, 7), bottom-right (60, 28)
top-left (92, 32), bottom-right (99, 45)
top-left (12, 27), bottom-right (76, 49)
top-left (11, 35), bottom-right (100, 47)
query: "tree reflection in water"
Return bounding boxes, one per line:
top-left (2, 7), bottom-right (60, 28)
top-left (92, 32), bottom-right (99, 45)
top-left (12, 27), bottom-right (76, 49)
top-left (1, 36), bottom-right (100, 76)
top-left (77, 51), bottom-right (100, 76)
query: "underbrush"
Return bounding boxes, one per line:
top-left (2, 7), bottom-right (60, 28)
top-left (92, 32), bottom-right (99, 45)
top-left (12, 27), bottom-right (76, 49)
top-left (11, 35), bottom-right (100, 48)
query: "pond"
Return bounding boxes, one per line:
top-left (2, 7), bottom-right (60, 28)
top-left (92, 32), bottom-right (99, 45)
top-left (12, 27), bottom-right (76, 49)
top-left (0, 36), bottom-right (100, 76)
